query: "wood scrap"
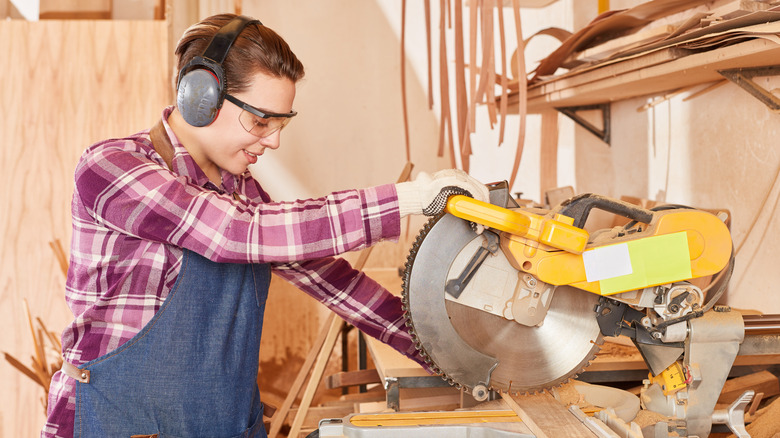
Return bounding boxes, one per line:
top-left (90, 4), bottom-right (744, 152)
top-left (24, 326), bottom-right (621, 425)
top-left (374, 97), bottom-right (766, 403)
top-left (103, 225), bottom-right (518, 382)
top-left (501, 391), bottom-right (597, 438)
top-left (682, 79), bottom-right (728, 101)
top-left (565, 24), bottom-right (677, 68)
top-left (531, 0), bottom-right (716, 82)
top-left (709, 0), bottom-right (777, 21)
top-left (49, 239), bottom-right (69, 276)
top-left (717, 370), bottom-right (780, 404)
top-left (637, 83), bottom-right (700, 112)
top-left (322, 386), bottom-right (387, 406)
top-left (3, 299), bottom-right (63, 412)
top-left (325, 369), bottom-right (381, 390)
top-left (286, 315), bottom-right (342, 438)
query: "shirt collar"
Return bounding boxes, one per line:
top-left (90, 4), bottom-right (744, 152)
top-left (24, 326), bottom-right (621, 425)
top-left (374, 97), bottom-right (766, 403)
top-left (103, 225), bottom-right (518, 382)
top-left (160, 106), bottom-right (241, 193)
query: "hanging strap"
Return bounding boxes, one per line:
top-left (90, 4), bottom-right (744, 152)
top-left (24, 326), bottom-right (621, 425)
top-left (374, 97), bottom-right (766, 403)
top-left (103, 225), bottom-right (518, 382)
top-left (149, 119), bottom-right (175, 171)
top-left (61, 360), bottom-right (90, 384)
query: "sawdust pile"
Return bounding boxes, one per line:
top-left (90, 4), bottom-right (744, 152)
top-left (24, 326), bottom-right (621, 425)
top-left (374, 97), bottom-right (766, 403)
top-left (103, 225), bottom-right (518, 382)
top-left (731, 396), bottom-right (780, 438)
top-left (553, 381), bottom-right (588, 407)
top-left (632, 409), bottom-right (671, 427)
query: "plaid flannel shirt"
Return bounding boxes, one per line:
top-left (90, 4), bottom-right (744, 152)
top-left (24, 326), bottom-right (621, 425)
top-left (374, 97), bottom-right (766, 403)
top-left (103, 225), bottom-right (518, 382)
top-left (42, 107), bottom-right (426, 438)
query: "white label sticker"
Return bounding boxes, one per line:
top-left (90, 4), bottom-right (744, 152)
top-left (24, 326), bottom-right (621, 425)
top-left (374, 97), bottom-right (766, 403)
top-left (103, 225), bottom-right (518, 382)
top-left (582, 243), bottom-right (633, 283)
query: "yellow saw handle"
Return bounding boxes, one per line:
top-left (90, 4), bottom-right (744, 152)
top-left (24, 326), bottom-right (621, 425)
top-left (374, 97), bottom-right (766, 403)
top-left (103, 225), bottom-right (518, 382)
top-left (445, 195), bottom-right (589, 254)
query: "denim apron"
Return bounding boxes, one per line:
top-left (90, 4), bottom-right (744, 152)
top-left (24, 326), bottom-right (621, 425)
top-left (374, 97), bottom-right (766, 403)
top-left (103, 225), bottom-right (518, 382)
top-left (71, 249), bottom-right (271, 438)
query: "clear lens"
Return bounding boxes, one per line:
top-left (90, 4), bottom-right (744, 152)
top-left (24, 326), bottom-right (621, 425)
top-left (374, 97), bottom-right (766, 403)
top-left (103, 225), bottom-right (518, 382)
top-left (238, 110), bottom-right (293, 138)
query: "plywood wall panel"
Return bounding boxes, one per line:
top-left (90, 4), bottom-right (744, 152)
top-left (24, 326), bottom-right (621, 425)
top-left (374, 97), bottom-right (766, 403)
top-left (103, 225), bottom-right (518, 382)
top-left (0, 20), bottom-right (169, 437)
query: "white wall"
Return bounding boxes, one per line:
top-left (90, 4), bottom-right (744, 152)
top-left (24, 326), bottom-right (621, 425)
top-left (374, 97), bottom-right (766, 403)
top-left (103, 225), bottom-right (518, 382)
top-left (238, 1), bottom-right (576, 203)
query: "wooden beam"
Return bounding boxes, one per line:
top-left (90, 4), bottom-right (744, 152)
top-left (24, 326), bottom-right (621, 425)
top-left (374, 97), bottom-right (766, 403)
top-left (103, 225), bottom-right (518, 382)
top-left (286, 405), bottom-right (357, 430)
top-left (501, 392), bottom-right (596, 438)
top-left (718, 370), bottom-right (780, 404)
top-left (517, 37), bottom-right (780, 113)
top-left (326, 369), bottom-right (381, 390)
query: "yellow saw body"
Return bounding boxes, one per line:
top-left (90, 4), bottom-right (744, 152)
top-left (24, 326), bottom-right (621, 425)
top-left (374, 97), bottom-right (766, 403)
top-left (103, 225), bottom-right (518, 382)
top-left (445, 195), bottom-right (732, 296)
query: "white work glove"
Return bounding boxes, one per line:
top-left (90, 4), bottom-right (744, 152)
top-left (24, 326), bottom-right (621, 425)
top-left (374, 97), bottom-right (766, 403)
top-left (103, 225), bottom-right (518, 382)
top-left (395, 169), bottom-right (490, 218)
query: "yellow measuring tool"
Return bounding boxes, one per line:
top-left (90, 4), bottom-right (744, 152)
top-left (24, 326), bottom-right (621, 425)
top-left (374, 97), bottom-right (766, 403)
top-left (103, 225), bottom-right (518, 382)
top-left (349, 410), bottom-right (523, 427)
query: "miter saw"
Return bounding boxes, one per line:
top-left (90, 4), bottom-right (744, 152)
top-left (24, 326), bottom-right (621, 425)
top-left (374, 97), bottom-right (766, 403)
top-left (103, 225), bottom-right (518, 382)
top-left (396, 182), bottom-right (750, 438)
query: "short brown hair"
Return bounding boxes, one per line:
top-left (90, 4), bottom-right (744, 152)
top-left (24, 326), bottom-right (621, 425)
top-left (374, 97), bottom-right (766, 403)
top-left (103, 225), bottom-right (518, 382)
top-left (174, 13), bottom-right (305, 94)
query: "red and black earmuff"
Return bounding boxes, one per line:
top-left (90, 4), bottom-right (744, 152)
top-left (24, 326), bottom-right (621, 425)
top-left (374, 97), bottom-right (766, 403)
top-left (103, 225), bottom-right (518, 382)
top-left (176, 16), bottom-right (261, 127)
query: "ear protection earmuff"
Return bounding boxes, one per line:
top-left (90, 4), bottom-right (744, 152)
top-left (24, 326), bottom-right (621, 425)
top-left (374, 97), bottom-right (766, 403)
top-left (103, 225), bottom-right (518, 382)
top-left (176, 16), bottom-right (261, 127)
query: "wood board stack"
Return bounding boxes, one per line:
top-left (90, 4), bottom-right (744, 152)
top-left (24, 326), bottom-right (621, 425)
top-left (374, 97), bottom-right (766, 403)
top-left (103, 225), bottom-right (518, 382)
top-left (510, 0), bottom-right (780, 112)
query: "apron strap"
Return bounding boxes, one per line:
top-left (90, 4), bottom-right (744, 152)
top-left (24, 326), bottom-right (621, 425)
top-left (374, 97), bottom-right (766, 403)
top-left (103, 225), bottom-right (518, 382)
top-left (61, 360), bottom-right (90, 384)
top-left (149, 118), bottom-right (241, 201)
top-left (149, 119), bottom-right (175, 171)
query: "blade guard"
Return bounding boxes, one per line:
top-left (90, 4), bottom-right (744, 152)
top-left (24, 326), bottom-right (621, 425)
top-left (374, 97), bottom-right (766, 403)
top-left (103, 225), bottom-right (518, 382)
top-left (445, 195), bottom-right (589, 254)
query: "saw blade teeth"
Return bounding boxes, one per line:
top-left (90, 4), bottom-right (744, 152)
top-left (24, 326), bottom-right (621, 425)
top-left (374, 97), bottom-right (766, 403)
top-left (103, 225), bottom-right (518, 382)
top-left (400, 215), bottom-right (450, 380)
top-left (402, 212), bottom-right (605, 396)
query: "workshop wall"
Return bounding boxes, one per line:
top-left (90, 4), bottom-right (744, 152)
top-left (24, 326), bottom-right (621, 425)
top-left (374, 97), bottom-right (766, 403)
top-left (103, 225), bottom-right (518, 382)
top-left (569, 1), bottom-right (780, 313)
top-left (8, 1), bottom-right (777, 436)
top-left (1, 2), bottom-right (454, 435)
top-left (0, 20), bottom-right (169, 436)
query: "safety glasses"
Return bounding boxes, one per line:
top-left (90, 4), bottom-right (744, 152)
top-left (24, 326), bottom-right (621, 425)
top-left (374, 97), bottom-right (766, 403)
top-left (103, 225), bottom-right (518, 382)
top-left (225, 94), bottom-right (297, 138)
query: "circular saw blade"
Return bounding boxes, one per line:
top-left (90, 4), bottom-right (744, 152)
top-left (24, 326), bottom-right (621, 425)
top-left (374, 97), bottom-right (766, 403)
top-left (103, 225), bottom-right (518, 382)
top-left (402, 213), bottom-right (604, 395)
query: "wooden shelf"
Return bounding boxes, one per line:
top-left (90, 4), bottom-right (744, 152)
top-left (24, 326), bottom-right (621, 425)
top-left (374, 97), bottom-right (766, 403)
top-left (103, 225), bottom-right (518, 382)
top-left (513, 38), bottom-right (780, 113)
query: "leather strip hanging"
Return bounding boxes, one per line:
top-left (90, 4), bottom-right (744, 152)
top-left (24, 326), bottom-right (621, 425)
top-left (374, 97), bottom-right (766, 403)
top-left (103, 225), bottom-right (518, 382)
top-left (425, 0), bottom-right (434, 110)
top-left (497, 4), bottom-right (509, 145)
top-left (508, 0), bottom-right (527, 191)
top-left (453, 0), bottom-right (468, 165)
top-left (401, 0), bottom-right (411, 163)
top-left (439, 0), bottom-right (456, 168)
top-left (402, 1), bottom-right (529, 186)
top-left (150, 119), bottom-right (175, 170)
top-left (460, 0), bottom-right (481, 173)
top-left (479, 0), bottom-right (497, 128)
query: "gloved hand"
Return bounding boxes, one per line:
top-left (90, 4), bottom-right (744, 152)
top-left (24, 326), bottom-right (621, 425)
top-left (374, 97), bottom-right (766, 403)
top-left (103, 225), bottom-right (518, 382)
top-left (395, 169), bottom-right (490, 218)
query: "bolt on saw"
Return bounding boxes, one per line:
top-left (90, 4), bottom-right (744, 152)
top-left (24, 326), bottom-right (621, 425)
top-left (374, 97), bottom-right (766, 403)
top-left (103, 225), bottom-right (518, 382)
top-left (401, 182), bottom-right (746, 438)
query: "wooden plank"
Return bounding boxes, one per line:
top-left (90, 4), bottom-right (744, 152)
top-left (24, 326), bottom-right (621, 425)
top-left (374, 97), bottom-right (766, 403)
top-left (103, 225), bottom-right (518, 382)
top-left (287, 316), bottom-right (343, 438)
top-left (501, 392), bottom-right (596, 438)
top-left (718, 370), bottom-right (780, 404)
top-left (364, 335), bottom-right (429, 383)
top-left (520, 38), bottom-right (780, 112)
top-left (286, 405), bottom-right (357, 430)
top-left (566, 24), bottom-right (677, 67)
top-left (359, 391), bottom-right (461, 413)
top-left (326, 369), bottom-right (381, 389)
top-left (268, 313), bottom-right (339, 438)
top-left (39, 0), bottom-right (111, 19)
top-left (321, 387), bottom-right (387, 406)
top-left (709, 0), bottom-right (776, 21)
